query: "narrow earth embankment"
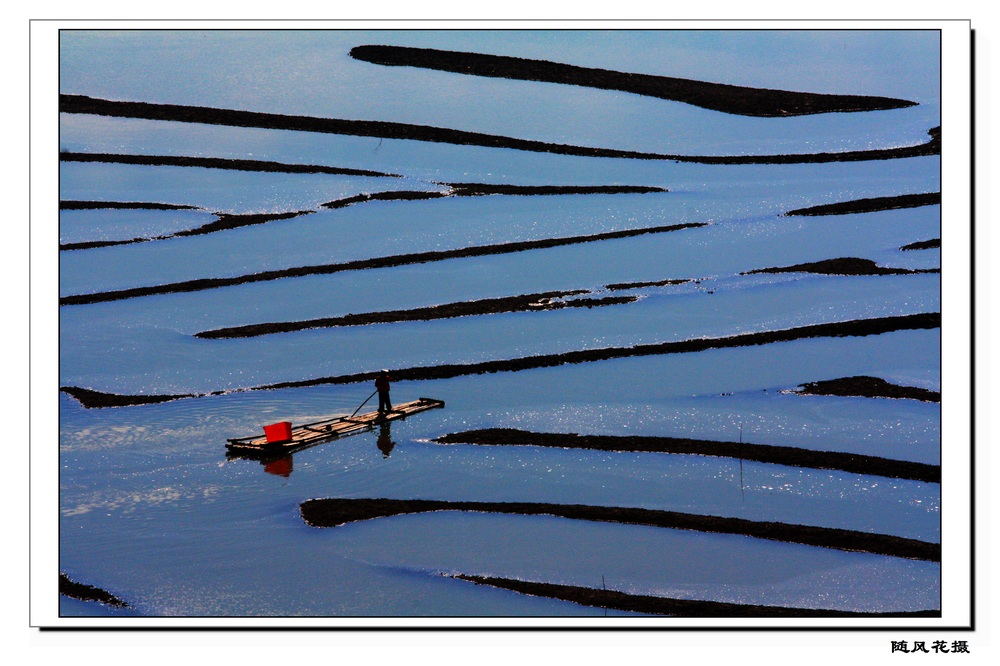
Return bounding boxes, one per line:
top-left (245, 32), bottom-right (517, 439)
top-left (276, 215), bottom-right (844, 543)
top-left (319, 184), bottom-right (666, 209)
top-left (451, 575), bottom-right (938, 617)
top-left (194, 290), bottom-right (635, 339)
top-left (61, 386), bottom-right (195, 408)
top-left (606, 278), bottom-right (691, 291)
top-left (784, 192), bottom-right (940, 216)
top-left (433, 428), bottom-right (939, 482)
top-left (446, 183), bottom-right (667, 196)
top-left (744, 257), bottom-right (939, 276)
top-left (901, 239), bottom-right (941, 251)
top-left (59, 95), bottom-right (940, 164)
top-left (794, 376), bottom-right (940, 402)
top-left (60, 210), bottom-right (316, 250)
top-left (174, 211), bottom-right (314, 237)
top-left (60, 151), bottom-right (399, 177)
top-left (350, 45), bottom-right (917, 118)
top-left (59, 221), bottom-right (705, 306)
top-left (61, 238), bottom-right (154, 251)
top-left (60, 312), bottom-right (940, 408)
top-left (62, 182), bottom-right (668, 250)
top-left (60, 200), bottom-right (201, 211)
top-left (59, 573), bottom-right (130, 608)
top-left (299, 498), bottom-right (940, 561)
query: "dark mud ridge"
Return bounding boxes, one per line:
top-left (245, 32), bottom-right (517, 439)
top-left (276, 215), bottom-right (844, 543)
top-left (322, 190), bottom-right (445, 209)
top-left (60, 200), bottom-right (208, 251)
top-left (59, 95), bottom-right (939, 164)
top-left (350, 45), bottom-right (917, 118)
top-left (173, 211), bottom-right (315, 238)
top-left (433, 428), bottom-right (939, 483)
top-left (59, 573), bottom-right (130, 608)
top-left (605, 278), bottom-right (691, 291)
top-left (60, 151), bottom-right (398, 177)
top-left (63, 183), bottom-right (666, 251)
top-left (195, 290), bottom-right (635, 339)
top-left (60, 200), bottom-right (200, 211)
top-left (684, 126), bottom-right (938, 164)
top-left (61, 386), bottom-right (196, 409)
top-left (452, 575), bottom-right (938, 617)
top-left (60, 210), bottom-right (315, 251)
top-left (60, 312), bottom-right (940, 409)
top-left (745, 257), bottom-right (939, 277)
top-left (901, 238), bottom-right (941, 251)
top-left (784, 192), bottom-right (940, 217)
top-left (300, 498), bottom-right (939, 561)
top-left (795, 376), bottom-right (940, 402)
top-left (449, 183), bottom-right (666, 197)
top-left (322, 184), bottom-right (666, 209)
top-left (61, 239), bottom-right (146, 251)
top-left (60, 221), bottom-right (705, 306)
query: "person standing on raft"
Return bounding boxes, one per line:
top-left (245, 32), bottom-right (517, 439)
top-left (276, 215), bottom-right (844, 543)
top-left (375, 369), bottom-right (393, 414)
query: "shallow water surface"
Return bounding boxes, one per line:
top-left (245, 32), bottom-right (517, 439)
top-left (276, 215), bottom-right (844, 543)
top-left (58, 29), bottom-right (942, 620)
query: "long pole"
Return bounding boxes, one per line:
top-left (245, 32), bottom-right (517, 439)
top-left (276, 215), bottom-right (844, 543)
top-left (350, 390), bottom-right (378, 418)
top-left (602, 574), bottom-right (607, 617)
top-left (739, 425), bottom-right (745, 502)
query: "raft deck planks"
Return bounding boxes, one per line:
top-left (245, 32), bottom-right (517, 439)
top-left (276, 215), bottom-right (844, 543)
top-left (226, 397), bottom-right (445, 455)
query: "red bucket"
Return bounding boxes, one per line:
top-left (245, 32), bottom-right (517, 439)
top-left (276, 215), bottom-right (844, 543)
top-left (263, 421), bottom-right (292, 443)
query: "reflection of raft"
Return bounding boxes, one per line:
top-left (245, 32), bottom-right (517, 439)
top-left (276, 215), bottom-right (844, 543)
top-left (225, 397), bottom-right (445, 456)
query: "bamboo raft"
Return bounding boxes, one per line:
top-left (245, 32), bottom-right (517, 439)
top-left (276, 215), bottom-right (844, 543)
top-left (225, 397), bottom-right (445, 456)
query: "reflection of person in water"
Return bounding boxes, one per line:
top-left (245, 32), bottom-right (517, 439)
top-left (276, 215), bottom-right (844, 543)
top-left (377, 422), bottom-right (395, 458)
top-left (263, 455), bottom-right (293, 477)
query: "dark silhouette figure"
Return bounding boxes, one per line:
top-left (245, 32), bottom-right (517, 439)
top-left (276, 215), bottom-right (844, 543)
top-left (377, 422), bottom-right (396, 458)
top-left (375, 369), bottom-right (392, 414)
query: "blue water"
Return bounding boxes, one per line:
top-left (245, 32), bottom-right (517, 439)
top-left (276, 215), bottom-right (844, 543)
top-left (56, 29), bottom-right (942, 620)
